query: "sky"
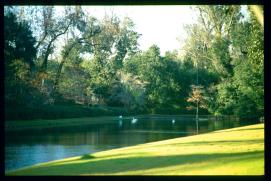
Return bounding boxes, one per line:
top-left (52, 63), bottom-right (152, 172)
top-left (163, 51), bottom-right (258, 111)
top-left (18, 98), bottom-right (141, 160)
top-left (79, 6), bottom-right (199, 55)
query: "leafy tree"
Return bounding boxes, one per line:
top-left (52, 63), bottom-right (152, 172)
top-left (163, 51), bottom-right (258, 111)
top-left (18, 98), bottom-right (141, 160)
top-left (109, 72), bottom-right (147, 110)
top-left (4, 12), bottom-right (43, 107)
top-left (112, 17), bottom-right (141, 70)
top-left (80, 15), bottom-right (140, 106)
top-left (184, 6), bottom-right (242, 76)
top-left (124, 45), bottom-right (181, 112)
top-left (204, 6), bottom-right (263, 117)
top-left (4, 12), bottom-right (37, 70)
top-left (231, 10), bottom-right (263, 116)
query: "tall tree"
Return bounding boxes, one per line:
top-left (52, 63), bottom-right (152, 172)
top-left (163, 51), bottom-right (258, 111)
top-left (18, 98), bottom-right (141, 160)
top-left (4, 12), bottom-right (37, 70)
top-left (184, 5), bottom-right (242, 77)
top-left (4, 12), bottom-right (41, 107)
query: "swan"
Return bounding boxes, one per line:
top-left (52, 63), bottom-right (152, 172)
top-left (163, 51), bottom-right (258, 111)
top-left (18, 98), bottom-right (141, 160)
top-left (172, 119), bottom-right (175, 124)
top-left (119, 115), bottom-right (123, 119)
top-left (119, 120), bottom-right (123, 127)
top-left (131, 117), bottom-right (138, 124)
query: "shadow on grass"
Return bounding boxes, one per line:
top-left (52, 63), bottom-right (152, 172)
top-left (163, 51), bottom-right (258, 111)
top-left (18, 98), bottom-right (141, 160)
top-left (11, 150), bottom-right (264, 175)
top-left (38, 152), bottom-right (150, 166)
top-left (81, 154), bottom-right (96, 160)
top-left (215, 127), bottom-right (264, 133)
top-left (160, 139), bottom-right (264, 147)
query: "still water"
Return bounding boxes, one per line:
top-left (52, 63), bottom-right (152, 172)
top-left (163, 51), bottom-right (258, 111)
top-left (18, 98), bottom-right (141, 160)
top-left (5, 115), bottom-right (258, 172)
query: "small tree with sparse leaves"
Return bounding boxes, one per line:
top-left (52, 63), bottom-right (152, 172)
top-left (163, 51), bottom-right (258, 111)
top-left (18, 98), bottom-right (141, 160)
top-left (187, 85), bottom-right (208, 133)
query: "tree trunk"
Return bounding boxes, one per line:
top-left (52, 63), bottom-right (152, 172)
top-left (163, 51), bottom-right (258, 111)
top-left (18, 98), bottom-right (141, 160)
top-left (52, 60), bottom-right (65, 94)
top-left (196, 100), bottom-right (199, 134)
top-left (51, 39), bottom-right (80, 98)
top-left (249, 5), bottom-right (264, 27)
top-left (40, 20), bottom-right (72, 72)
top-left (40, 38), bottom-right (56, 71)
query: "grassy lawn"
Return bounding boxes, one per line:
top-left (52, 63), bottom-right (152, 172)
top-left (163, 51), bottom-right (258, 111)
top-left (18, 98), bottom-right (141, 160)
top-left (6, 123), bottom-right (264, 175)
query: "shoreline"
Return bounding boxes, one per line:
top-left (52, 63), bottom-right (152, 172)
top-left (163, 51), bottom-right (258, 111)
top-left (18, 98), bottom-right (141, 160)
top-left (5, 114), bottom-right (242, 132)
top-left (6, 123), bottom-right (264, 175)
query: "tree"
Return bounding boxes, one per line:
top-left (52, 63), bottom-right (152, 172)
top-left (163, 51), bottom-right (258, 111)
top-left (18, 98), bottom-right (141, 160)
top-left (124, 45), bottom-right (182, 113)
top-left (182, 5), bottom-right (263, 118)
top-left (249, 5), bottom-right (263, 27)
top-left (4, 12), bottom-right (37, 70)
top-left (109, 72), bottom-right (147, 110)
top-left (231, 10), bottom-right (263, 116)
top-left (47, 12), bottom-right (102, 102)
top-left (196, 5), bottom-right (242, 39)
top-left (187, 85), bottom-right (207, 133)
top-left (112, 17), bottom-right (141, 70)
top-left (202, 6), bottom-right (263, 117)
top-left (184, 6), bottom-right (242, 77)
top-left (4, 11), bottom-right (43, 107)
top-left (81, 15), bottom-right (140, 106)
top-left (33, 6), bottom-right (84, 71)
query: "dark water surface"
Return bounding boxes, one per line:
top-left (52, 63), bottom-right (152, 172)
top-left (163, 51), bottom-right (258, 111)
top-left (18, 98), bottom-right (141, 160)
top-left (5, 115), bottom-right (259, 172)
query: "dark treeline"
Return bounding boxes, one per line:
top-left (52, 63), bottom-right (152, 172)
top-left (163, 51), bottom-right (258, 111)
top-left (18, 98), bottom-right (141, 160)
top-left (4, 6), bottom-right (263, 120)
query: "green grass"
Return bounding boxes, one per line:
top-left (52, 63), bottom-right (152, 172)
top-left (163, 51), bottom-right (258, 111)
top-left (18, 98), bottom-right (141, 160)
top-left (6, 124), bottom-right (264, 175)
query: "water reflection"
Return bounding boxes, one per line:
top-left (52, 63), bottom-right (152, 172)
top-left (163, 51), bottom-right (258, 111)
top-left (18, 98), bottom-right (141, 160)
top-left (5, 116), bottom-right (259, 171)
top-left (118, 120), bottom-right (123, 127)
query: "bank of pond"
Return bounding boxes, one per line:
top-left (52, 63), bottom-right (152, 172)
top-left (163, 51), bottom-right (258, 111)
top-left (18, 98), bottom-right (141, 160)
top-left (6, 123), bottom-right (264, 175)
top-left (5, 115), bottom-right (262, 173)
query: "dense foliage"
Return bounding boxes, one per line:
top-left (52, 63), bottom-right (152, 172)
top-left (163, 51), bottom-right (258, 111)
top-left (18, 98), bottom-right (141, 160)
top-left (4, 6), bottom-right (263, 120)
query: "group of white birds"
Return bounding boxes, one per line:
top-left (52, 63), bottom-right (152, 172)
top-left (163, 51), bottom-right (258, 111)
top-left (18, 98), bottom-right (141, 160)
top-left (118, 115), bottom-right (137, 124)
top-left (118, 115), bottom-right (176, 124)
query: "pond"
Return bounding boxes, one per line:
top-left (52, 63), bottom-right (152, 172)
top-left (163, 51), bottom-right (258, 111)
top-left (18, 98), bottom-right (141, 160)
top-left (5, 115), bottom-right (259, 172)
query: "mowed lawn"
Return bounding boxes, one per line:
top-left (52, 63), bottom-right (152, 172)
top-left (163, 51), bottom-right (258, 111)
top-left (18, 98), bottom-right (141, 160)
top-left (7, 123), bottom-right (264, 175)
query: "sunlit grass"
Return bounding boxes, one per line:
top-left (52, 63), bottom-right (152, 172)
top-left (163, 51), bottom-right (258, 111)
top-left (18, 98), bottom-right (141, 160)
top-left (6, 123), bottom-right (264, 175)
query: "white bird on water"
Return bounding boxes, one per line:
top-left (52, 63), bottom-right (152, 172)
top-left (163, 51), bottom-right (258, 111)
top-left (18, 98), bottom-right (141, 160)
top-left (172, 119), bottom-right (175, 124)
top-left (119, 115), bottom-right (123, 119)
top-left (131, 117), bottom-right (138, 124)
